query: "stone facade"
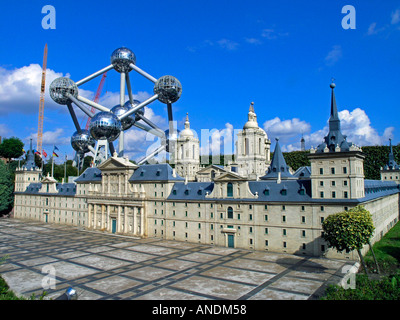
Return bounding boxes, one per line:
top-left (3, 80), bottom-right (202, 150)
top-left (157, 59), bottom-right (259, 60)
top-left (13, 85), bottom-right (400, 261)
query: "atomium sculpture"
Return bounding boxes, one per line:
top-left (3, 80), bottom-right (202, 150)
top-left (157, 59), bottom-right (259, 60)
top-left (49, 46), bottom-right (182, 167)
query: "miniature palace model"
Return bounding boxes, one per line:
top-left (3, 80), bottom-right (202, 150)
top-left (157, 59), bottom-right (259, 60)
top-left (13, 48), bottom-right (400, 261)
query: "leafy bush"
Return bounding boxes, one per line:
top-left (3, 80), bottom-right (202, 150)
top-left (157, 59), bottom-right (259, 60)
top-left (322, 273), bottom-right (400, 300)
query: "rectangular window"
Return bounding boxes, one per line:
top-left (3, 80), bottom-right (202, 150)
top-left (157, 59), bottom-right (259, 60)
top-left (249, 214), bottom-right (253, 220)
top-left (282, 215), bottom-right (286, 222)
top-left (302, 230), bottom-right (306, 237)
top-left (265, 227), bottom-right (268, 234)
top-left (283, 241), bottom-right (287, 248)
top-left (264, 214), bottom-right (268, 221)
top-left (320, 206), bottom-right (325, 211)
top-left (283, 229), bottom-right (287, 236)
top-left (301, 216), bottom-right (306, 223)
top-left (320, 181), bottom-right (324, 186)
top-left (331, 168), bottom-right (335, 174)
top-left (264, 204), bottom-right (268, 210)
top-left (320, 191), bottom-right (324, 198)
top-left (301, 205), bottom-right (305, 211)
top-left (344, 180), bottom-right (348, 186)
top-left (332, 191), bottom-right (336, 198)
top-left (265, 240), bottom-right (269, 246)
top-left (343, 167), bottom-right (347, 174)
top-left (320, 168), bottom-right (323, 174)
top-left (249, 227), bottom-right (253, 233)
top-left (320, 217), bottom-right (325, 223)
top-left (282, 205), bottom-right (286, 211)
top-left (250, 239), bottom-right (253, 245)
top-left (344, 191), bottom-right (348, 199)
top-left (331, 181), bottom-right (336, 186)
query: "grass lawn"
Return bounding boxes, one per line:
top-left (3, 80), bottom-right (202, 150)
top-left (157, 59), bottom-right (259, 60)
top-left (322, 220), bottom-right (400, 300)
top-left (364, 220), bottom-right (400, 274)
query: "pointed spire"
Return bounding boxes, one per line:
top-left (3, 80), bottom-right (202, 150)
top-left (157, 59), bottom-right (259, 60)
top-left (184, 112), bottom-right (190, 129)
top-left (387, 138), bottom-right (399, 170)
top-left (244, 102), bottom-right (258, 129)
top-left (329, 81), bottom-right (340, 131)
top-left (260, 138), bottom-right (294, 180)
top-left (249, 101), bottom-right (255, 113)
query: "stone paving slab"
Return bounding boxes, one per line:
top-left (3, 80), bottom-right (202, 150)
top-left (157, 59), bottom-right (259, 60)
top-left (0, 218), bottom-right (358, 300)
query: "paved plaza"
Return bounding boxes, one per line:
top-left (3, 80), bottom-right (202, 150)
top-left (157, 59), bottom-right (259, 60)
top-left (0, 218), bottom-right (357, 300)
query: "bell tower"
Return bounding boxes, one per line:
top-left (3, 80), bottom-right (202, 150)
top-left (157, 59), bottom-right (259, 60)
top-left (236, 102), bottom-right (271, 180)
top-left (309, 82), bottom-right (365, 200)
top-left (175, 113), bottom-right (200, 181)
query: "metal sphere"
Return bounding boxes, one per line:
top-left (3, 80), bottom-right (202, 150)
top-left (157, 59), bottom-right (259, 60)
top-left (154, 75), bottom-right (182, 104)
top-left (124, 100), bottom-right (144, 121)
top-left (71, 130), bottom-right (95, 153)
top-left (49, 77), bottom-right (78, 105)
top-left (89, 112), bottom-right (122, 142)
top-left (111, 47), bottom-right (136, 73)
top-left (111, 103), bottom-right (135, 131)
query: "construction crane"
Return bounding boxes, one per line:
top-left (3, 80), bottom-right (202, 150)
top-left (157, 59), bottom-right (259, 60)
top-left (37, 43), bottom-right (48, 156)
top-left (85, 72), bottom-right (107, 129)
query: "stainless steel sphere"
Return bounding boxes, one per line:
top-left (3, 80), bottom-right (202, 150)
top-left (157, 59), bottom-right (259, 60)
top-left (71, 130), bottom-right (95, 153)
top-left (124, 100), bottom-right (144, 121)
top-left (49, 77), bottom-right (78, 105)
top-left (111, 103), bottom-right (135, 131)
top-left (89, 112), bottom-right (122, 142)
top-left (111, 47), bottom-right (136, 73)
top-left (154, 75), bottom-right (182, 104)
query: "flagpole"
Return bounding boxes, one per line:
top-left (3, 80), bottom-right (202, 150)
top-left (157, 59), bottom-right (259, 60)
top-left (64, 153), bottom-right (67, 183)
top-left (51, 145), bottom-right (55, 178)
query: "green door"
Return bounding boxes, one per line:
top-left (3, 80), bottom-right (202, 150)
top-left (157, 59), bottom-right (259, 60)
top-left (228, 234), bottom-right (234, 248)
top-left (112, 219), bottom-right (117, 234)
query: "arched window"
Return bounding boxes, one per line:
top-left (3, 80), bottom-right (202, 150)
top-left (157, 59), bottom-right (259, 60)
top-left (211, 170), bottom-right (216, 180)
top-left (227, 183), bottom-right (233, 197)
top-left (227, 206), bottom-right (233, 219)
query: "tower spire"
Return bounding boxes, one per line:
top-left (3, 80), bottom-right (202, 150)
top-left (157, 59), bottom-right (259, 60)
top-left (329, 82), bottom-right (340, 131)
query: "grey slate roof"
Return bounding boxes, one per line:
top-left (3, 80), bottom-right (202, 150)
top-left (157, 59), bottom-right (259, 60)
top-left (129, 164), bottom-right (184, 182)
top-left (261, 139), bottom-right (295, 180)
top-left (22, 182), bottom-right (76, 196)
top-left (75, 167), bottom-right (102, 183)
top-left (168, 182), bottom-right (214, 200)
top-left (166, 178), bottom-right (399, 204)
top-left (293, 166), bottom-right (311, 178)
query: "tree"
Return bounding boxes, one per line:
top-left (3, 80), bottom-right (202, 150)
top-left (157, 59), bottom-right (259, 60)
top-left (0, 137), bottom-right (24, 162)
top-left (0, 160), bottom-right (14, 216)
top-left (322, 205), bottom-right (377, 274)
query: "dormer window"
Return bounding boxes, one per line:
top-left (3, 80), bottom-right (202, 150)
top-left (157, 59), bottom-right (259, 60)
top-left (184, 189), bottom-right (189, 195)
top-left (172, 190), bottom-right (177, 195)
top-left (197, 189), bottom-right (202, 195)
top-left (140, 171), bottom-right (144, 176)
top-left (156, 170), bottom-right (161, 176)
top-left (263, 189), bottom-right (270, 196)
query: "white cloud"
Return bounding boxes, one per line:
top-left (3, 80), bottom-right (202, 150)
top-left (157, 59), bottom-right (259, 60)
top-left (366, 22), bottom-right (386, 35)
top-left (216, 39), bottom-right (239, 51)
top-left (0, 64), bottom-right (66, 115)
top-left (199, 123), bottom-right (235, 156)
top-left (391, 9), bottom-right (400, 24)
top-left (261, 28), bottom-right (288, 40)
top-left (245, 38), bottom-right (262, 45)
top-left (325, 45), bottom-right (342, 66)
top-left (263, 117), bottom-right (311, 142)
top-left (25, 128), bottom-right (70, 149)
top-left (262, 108), bottom-right (394, 152)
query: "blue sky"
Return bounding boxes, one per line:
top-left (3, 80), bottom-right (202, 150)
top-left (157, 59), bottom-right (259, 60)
top-left (0, 0), bottom-right (399, 164)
